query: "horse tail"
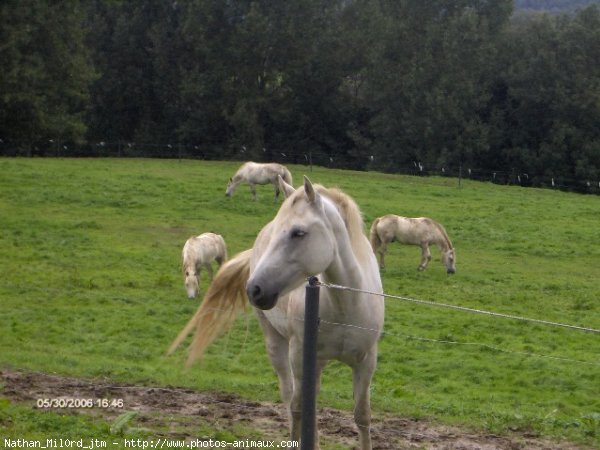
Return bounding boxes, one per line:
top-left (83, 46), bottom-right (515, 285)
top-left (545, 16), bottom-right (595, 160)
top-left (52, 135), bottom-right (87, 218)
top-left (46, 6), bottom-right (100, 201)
top-left (369, 217), bottom-right (382, 253)
top-left (168, 249), bottom-right (251, 366)
top-left (282, 166), bottom-right (293, 186)
top-left (221, 236), bottom-right (229, 262)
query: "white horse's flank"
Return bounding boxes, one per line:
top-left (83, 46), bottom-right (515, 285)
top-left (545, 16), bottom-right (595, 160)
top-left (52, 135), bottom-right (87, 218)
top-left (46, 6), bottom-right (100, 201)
top-left (170, 177), bottom-right (384, 450)
top-left (225, 161), bottom-right (293, 201)
top-left (181, 233), bottom-right (228, 298)
top-left (370, 214), bottom-right (456, 273)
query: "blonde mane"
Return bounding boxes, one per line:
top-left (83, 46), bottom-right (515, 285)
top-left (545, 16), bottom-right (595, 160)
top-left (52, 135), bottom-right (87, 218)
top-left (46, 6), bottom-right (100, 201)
top-left (430, 220), bottom-right (453, 250)
top-left (313, 185), bottom-right (372, 262)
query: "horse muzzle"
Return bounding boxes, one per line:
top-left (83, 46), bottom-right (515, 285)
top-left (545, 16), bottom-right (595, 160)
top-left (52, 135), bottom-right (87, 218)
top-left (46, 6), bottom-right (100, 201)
top-left (447, 268), bottom-right (456, 275)
top-left (246, 281), bottom-right (278, 310)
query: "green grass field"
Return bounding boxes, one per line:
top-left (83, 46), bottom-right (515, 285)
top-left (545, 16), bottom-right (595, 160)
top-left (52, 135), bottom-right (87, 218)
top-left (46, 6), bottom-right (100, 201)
top-left (1, 158), bottom-right (599, 448)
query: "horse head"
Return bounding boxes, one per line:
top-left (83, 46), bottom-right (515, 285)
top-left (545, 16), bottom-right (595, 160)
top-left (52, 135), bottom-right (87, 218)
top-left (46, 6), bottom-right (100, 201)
top-left (246, 176), bottom-right (336, 310)
top-left (225, 177), bottom-right (235, 197)
top-left (184, 267), bottom-right (199, 298)
top-left (442, 248), bottom-right (456, 274)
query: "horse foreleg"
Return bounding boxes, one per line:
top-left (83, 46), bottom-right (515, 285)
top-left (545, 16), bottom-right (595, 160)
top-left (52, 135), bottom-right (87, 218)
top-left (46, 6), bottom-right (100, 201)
top-left (249, 184), bottom-right (257, 201)
top-left (205, 263), bottom-right (214, 282)
top-left (255, 313), bottom-right (292, 401)
top-left (256, 312), bottom-right (294, 425)
top-left (195, 265), bottom-right (203, 296)
top-left (352, 350), bottom-right (377, 450)
top-left (289, 343), bottom-right (325, 449)
top-left (418, 242), bottom-right (431, 271)
top-left (378, 242), bottom-right (388, 269)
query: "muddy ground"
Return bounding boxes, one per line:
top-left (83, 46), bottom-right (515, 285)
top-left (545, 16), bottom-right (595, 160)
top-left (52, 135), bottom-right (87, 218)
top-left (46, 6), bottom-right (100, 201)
top-left (1, 369), bottom-right (585, 449)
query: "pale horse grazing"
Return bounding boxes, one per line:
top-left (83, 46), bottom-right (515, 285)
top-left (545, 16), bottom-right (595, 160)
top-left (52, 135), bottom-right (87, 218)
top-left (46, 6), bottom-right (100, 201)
top-left (370, 214), bottom-right (456, 273)
top-left (181, 233), bottom-right (228, 298)
top-left (170, 176), bottom-right (384, 450)
top-left (225, 161), bottom-right (293, 201)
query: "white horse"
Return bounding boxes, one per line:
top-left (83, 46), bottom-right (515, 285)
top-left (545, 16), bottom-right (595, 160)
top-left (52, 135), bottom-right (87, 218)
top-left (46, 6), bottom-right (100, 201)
top-left (170, 176), bottom-right (384, 450)
top-left (370, 214), bottom-right (456, 273)
top-left (225, 161), bottom-right (293, 201)
top-left (181, 233), bottom-right (228, 298)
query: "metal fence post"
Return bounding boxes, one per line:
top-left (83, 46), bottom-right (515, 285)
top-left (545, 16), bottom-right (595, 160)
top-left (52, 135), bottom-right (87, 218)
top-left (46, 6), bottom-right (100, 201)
top-left (301, 276), bottom-right (320, 450)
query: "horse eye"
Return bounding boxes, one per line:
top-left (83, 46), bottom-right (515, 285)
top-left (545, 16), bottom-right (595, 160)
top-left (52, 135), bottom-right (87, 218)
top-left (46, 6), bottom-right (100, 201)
top-left (185, 271), bottom-right (189, 276)
top-left (290, 228), bottom-right (306, 239)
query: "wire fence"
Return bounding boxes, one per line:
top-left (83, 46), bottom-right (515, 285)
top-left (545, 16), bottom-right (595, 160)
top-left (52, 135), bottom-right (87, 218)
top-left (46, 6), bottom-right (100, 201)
top-left (195, 287), bottom-right (600, 368)
top-left (315, 280), bottom-right (600, 335)
top-left (310, 280), bottom-right (600, 367)
top-left (2, 137), bottom-right (600, 195)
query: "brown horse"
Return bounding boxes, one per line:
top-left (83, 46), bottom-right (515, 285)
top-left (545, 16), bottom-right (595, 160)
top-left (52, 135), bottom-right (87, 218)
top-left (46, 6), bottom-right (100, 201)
top-left (370, 214), bottom-right (456, 273)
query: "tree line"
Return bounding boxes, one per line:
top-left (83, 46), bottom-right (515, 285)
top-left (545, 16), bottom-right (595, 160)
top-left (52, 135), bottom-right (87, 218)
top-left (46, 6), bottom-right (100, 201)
top-left (1, 0), bottom-right (600, 190)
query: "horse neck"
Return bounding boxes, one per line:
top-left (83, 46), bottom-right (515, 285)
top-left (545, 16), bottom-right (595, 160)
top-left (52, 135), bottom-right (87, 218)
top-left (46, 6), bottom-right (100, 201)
top-left (320, 200), bottom-right (365, 290)
top-left (432, 224), bottom-right (452, 252)
top-left (320, 210), bottom-right (381, 321)
top-left (182, 258), bottom-right (195, 273)
top-left (324, 242), bottom-right (362, 289)
top-left (232, 173), bottom-right (244, 185)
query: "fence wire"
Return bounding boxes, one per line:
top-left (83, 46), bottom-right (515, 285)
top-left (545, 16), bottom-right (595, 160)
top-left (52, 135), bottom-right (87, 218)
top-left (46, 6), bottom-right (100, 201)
top-left (314, 280), bottom-right (600, 335)
top-left (195, 303), bottom-right (600, 368)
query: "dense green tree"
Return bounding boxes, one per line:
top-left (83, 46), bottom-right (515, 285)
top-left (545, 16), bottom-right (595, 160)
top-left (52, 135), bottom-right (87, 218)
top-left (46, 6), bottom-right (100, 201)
top-left (364, 0), bottom-right (513, 172)
top-left (177, 0), bottom-right (358, 164)
top-left (2, 0), bottom-right (600, 191)
top-left (488, 5), bottom-right (600, 182)
top-left (85, 0), bottom-right (182, 154)
top-left (0, 0), bottom-right (96, 155)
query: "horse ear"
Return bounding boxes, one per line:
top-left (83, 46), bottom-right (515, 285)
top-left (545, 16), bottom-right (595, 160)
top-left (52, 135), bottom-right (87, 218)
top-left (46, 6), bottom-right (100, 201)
top-left (278, 175), bottom-right (295, 198)
top-left (303, 175), bottom-right (318, 203)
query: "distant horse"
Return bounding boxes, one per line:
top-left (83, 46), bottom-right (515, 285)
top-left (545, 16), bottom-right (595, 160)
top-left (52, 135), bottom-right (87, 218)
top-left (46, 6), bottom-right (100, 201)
top-left (170, 176), bottom-right (384, 449)
top-left (370, 214), bottom-right (456, 273)
top-left (181, 233), bottom-right (228, 299)
top-left (225, 161), bottom-right (293, 201)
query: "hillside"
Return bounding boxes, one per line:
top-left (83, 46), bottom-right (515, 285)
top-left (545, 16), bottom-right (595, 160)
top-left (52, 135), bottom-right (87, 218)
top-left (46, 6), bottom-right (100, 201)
top-left (515, 0), bottom-right (600, 12)
top-left (1, 158), bottom-right (598, 449)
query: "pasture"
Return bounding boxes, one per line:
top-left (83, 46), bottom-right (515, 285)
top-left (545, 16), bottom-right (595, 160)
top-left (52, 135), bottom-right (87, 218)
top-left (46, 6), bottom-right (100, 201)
top-left (0, 158), bottom-right (599, 448)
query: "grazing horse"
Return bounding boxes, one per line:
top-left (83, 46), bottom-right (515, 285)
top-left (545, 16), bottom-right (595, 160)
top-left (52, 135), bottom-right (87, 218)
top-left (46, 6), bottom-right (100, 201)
top-left (181, 233), bottom-right (228, 298)
top-left (370, 214), bottom-right (456, 273)
top-left (170, 176), bottom-right (384, 450)
top-left (225, 161), bottom-right (293, 201)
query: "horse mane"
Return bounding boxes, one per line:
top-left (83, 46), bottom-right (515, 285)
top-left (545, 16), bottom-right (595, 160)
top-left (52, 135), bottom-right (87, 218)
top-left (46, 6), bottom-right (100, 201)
top-left (431, 220), bottom-right (453, 250)
top-left (313, 185), bottom-right (372, 262)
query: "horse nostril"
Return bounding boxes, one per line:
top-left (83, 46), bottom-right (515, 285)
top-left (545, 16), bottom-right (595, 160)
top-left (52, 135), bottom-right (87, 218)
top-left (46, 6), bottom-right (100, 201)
top-left (247, 284), bottom-right (262, 302)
